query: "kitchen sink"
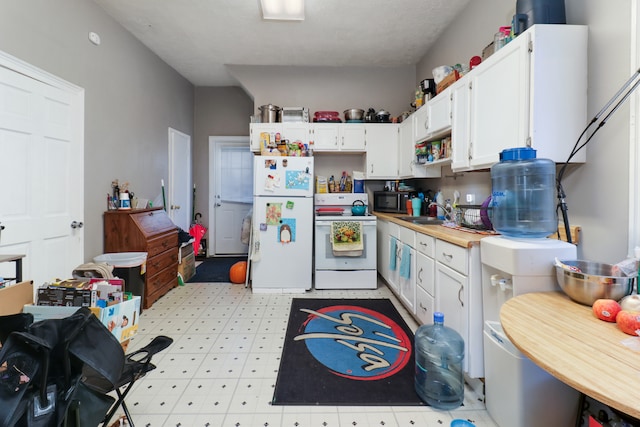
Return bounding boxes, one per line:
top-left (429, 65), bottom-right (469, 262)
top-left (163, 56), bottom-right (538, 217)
top-left (398, 216), bottom-right (444, 225)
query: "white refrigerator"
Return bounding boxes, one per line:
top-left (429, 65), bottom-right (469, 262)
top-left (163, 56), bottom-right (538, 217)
top-left (250, 156), bottom-right (314, 292)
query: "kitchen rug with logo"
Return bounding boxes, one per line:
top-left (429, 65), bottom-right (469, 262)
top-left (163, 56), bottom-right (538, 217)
top-left (272, 298), bottom-right (425, 406)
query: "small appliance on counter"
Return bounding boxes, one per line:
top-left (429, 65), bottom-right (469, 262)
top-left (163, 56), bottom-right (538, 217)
top-left (314, 193), bottom-right (377, 289)
top-left (373, 191), bottom-right (411, 214)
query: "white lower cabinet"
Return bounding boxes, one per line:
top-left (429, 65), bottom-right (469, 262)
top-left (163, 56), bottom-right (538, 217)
top-left (415, 232), bottom-right (435, 324)
top-left (434, 239), bottom-right (483, 378)
top-left (385, 222), bottom-right (400, 293)
top-left (397, 226), bottom-right (416, 313)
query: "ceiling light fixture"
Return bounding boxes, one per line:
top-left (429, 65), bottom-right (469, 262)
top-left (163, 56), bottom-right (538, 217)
top-left (260, 0), bottom-right (304, 21)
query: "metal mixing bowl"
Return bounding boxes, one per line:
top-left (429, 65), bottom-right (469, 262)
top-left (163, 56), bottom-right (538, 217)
top-left (344, 108), bottom-right (364, 121)
top-left (555, 260), bottom-right (635, 306)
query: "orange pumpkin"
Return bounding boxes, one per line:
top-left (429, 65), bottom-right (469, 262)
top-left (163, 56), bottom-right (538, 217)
top-left (229, 261), bottom-right (247, 284)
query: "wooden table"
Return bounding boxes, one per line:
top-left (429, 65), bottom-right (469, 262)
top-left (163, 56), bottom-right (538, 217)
top-left (501, 291), bottom-right (640, 420)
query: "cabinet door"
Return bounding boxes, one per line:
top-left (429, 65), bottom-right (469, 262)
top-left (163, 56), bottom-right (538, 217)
top-left (398, 245), bottom-right (416, 314)
top-left (387, 235), bottom-right (400, 293)
top-left (250, 123), bottom-right (283, 151)
top-left (416, 285), bottom-right (435, 325)
top-left (398, 119), bottom-right (413, 177)
top-left (416, 251), bottom-right (434, 296)
top-left (310, 123), bottom-right (340, 151)
top-left (435, 262), bottom-right (468, 370)
top-left (413, 105), bottom-right (429, 142)
top-left (450, 79), bottom-right (471, 171)
top-left (427, 87), bottom-right (452, 136)
top-left (340, 124), bottom-right (366, 151)
top-left (365, 124), bottom-right (398, 178)
top-left (469, 32), bottom-right (530, 169)
top-left (284, 123), bottom-right (310, 144)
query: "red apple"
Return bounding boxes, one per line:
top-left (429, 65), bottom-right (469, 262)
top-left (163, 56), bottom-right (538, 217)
top-left (592, 299), bottom-right (622, 322)
top-left (616, 310), bottom-right (640, 336)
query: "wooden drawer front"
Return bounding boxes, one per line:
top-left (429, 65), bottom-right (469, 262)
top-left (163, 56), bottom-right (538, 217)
top-left (416, 252), bottom-right (435, 296)
top-left (416, 232), bottom-right (435, 257)
top-left (147, 233), bottom-right (178, 258)
top-left (435, 239), bottom-right (468, 275)
top-left (131, 209), bottom-right (176, 236)
top-left (416, 286), bottom-right (435, 325)
top-left (399, 226), bottom-right (415, 248)
top-left (145, 264), bottom-right (178, 308)
top-left (146, 248), bottom-right (178, 275)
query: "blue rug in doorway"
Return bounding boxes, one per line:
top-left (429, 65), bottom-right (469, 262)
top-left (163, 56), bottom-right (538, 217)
top-left (272, 298), bottom-right (426, 406)
top-left (186, 256), bottom-right (246, 283)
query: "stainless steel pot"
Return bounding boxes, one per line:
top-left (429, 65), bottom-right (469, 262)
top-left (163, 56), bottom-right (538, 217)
top-left (259, 104), bottom-right (282, 123)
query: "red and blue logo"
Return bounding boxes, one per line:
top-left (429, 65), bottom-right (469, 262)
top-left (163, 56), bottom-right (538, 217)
top-left (294, 305), bottom-right (412, 381)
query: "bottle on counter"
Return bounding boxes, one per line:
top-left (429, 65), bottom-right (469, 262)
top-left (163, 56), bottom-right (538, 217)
top-left (414, 312), bottom-right (465, 409)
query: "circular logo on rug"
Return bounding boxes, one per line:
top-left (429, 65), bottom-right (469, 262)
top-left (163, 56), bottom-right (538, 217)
top-left (293, 305), bottom-right (412, 381)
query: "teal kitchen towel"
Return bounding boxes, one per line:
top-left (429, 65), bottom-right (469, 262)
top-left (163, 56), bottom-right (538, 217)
top-left (389, 236), bottom-right (398, 271)
top-left (400, 244), bottom-right (411, 279)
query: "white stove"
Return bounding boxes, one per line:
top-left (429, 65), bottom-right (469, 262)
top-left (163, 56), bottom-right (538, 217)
top-left (314, 193), bottom-right (377, 289)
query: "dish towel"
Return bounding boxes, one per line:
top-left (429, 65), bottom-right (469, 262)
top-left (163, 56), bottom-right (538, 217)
top-left (331, 221), bottom-right (363, 257)
top-left (400, 244), bottom-right (411, 279)
top-left (389, 237), bottom-right (398, 271)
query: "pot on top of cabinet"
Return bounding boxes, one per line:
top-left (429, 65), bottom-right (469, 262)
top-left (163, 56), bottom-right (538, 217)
top-left (258, 104), bottom-right (282, 123)
top-left (375, 109), bottom-right (391, 123)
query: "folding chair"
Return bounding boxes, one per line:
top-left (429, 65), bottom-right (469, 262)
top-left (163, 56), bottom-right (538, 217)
top-left (82, 335), bottom-right (173, 427)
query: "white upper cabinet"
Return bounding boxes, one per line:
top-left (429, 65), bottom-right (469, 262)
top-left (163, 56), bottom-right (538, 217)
top-left (413, 86), bottom-right (453, 143)
top-left (449, 24), bottom-right (587, 171)
top-left (310, 123), bottom-right (366, 152)
top-left (365, 124), bottom-right (399, 178)
top-left (398, 118), bottom-right (414, 177)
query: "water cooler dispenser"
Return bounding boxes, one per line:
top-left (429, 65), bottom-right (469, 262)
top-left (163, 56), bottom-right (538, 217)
top-left (481, 236), bottom-right (580, 427)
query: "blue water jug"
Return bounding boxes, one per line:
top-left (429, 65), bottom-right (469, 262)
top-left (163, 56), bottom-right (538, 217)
top-left (414, 312), bottom-right (464, 409)
top-left (491, 147), bottom-right (556, 238)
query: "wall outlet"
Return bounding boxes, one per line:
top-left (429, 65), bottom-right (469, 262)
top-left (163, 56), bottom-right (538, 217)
top-left (466, 194), bottom-right (475, 204)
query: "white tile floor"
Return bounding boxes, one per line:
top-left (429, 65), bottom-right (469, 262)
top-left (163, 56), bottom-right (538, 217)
top-left (121, 278), bottom-right (499, 427)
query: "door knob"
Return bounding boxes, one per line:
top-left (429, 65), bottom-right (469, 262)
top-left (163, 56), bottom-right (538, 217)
top-left (71, 221), bottom-right (84, 229)
top-left (171, 205), bottom-right (181, 210)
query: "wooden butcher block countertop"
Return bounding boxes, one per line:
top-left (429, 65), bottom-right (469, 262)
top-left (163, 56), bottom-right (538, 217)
top-left (501, 291), bottom-right (640, 420)
top-left (373, 212), bottom-right (487, 248)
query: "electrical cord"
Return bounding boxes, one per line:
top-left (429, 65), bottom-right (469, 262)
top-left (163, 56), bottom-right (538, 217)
top-left (556, 68), bottom-right (640, 244)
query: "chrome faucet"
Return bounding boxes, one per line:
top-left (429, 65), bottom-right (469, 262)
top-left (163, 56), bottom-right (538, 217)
top-left (428, 201), bottom-right (453, 221)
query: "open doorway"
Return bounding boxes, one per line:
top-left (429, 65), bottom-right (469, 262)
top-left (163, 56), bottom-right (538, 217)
top-left (208, 136), bottom-right (252, 255)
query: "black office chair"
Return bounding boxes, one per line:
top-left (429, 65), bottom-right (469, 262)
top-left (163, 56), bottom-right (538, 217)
top-left (81, 335), bottom-right (173, 427)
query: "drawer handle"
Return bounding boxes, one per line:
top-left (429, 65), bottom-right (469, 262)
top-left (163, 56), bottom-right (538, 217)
top-left (442, 252), bottom-right (453, 261)
top-left (419, 242), bottom-right (428, 248)
top-left (162, 241), bottom-right (168, 248)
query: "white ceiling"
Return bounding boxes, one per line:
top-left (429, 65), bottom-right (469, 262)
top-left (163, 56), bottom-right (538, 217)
top-left (92, 0), bottom-right (470, 87)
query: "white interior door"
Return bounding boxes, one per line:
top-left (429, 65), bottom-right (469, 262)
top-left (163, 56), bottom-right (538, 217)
top-left (168, 127), bottom-right (192, 232)
top-left (209, 136), bottom-right (252, 255)
top-left (0, 51), bottom-right (84, 285)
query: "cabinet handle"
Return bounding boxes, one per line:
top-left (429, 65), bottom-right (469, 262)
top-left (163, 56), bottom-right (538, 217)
top-left (441, 252), bottom-right (453, 262)
top-left (424, 118), bottom-right (429, 130)
top-left (419, 241), bottom-right (428, 248)
top-left (458, 284), bottom-right (464, 307)
top-left (419, 302), bottom-right (427, 313)
top-left (417, 267), bottom-right (423, 284)
top-left (341, 136), bottom-right (344, 146)
top-left (334, 136), bottom-right (338, 146)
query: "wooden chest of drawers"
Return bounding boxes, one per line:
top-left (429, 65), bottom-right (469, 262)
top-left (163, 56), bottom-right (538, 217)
top-left (103, 208), bottom-right (178, 309)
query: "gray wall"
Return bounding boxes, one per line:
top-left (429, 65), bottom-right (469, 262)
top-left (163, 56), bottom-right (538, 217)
top-left (193, 87), bottom-right (254, 230)
top-left (416, 0), bottom-right (633, 263)
top-left (0, 0), bottom-right (194, 261)
top-left (228, 65), bottom-right (417, 119)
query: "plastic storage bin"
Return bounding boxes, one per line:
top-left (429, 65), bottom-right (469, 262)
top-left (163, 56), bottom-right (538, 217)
top-left (94, 252), bottom-right (147, 307)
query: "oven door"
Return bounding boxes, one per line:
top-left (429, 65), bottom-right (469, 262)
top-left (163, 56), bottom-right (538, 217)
top-left (314, 219), bottom-right (377, 270)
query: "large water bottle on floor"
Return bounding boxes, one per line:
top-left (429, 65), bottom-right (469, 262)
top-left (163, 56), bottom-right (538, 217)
top-left (414, 312), bottom-right (464, 409)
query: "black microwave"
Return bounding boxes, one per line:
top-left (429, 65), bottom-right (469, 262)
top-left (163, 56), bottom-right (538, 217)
top-left (373, 191), bottom-right (411, 213)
